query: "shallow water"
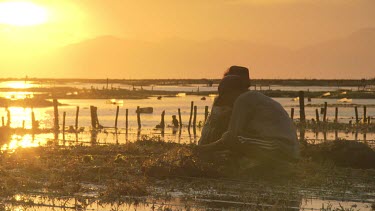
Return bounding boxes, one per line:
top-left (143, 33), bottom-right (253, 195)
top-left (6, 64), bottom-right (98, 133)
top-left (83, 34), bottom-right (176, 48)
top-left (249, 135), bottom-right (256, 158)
top-left (2, 192), bottom-right (374, 211)
top-left (1, 95), bottom-right (375, 150)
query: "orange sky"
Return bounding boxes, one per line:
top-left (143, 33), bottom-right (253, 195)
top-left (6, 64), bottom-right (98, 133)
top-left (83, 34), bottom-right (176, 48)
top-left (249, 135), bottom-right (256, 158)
top-left (0, 0), bottom-right (374, 79)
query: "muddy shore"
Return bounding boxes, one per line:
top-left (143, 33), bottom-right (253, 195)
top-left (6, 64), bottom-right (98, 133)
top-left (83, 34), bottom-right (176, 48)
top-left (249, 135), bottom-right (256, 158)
top-left (1, 137), bottom-right (374, 209)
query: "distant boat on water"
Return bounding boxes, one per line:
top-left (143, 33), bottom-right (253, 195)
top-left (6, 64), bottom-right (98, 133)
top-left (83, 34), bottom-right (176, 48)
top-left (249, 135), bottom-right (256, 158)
top-left (176, 93), bottom-right (186, 97)
top-left (322, 92), bottom-right (331, 97)
top-left (106, 99), bottom-right (123, 105)
top-left (136, 107), bottom-right (153, 114)
top-left (337, 98), bottom-right (352, 103)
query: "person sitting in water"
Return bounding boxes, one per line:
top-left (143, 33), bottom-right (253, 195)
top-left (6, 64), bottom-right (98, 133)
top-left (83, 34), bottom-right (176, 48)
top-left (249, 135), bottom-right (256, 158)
top-left (198, 66), bottom-right (299, 167)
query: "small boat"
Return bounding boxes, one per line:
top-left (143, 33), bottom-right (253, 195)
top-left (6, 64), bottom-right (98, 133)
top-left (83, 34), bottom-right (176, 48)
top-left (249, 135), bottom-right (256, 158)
top-left (106, 99), bottom-right (123, 105)
top-left (201, 97), bottom-right (206, 100)
top-left (209, 94), bottom-right (218, 98)
top-left (176, 93), bottom-right (186, 97)
top-left (337, 98), bottom-right (352, 103)
top-left (136, 107), bottom-right (153, 114)
top-left (341, 91), bottom-right (347, 95)
top-left (291, 97), bottom-right (299, 101)
top-left (322, 92), bottom-right (331, 97)
top-left (157, 96), bottom-right (162, 100)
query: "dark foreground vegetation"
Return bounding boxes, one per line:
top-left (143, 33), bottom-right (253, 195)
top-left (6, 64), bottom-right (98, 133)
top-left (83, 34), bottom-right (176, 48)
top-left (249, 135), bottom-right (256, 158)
top-left (1, 136), bottom-right (375, 209)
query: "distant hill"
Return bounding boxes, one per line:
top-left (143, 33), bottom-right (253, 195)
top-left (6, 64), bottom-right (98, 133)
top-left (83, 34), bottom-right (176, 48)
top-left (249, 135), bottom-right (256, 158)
top-left (6, 28), bottom-right (375, 79)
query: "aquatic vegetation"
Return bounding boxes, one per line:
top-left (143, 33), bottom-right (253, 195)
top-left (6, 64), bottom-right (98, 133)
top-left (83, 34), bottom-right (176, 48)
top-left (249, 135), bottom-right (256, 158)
top-left (0, 136), bottom-right (374, 210)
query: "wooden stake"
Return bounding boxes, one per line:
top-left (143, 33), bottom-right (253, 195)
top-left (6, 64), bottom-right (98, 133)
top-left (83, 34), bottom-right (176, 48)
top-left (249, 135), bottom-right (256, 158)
top-left (178, 108), bottom-right (182, 127)
top-left (125, 109), bottom-right (129, 132)
top-left (115, 106), bottom-right (120, 129)
top-left (204, 106), bottom-right (209, 123)
top-left (62, 112), bottom-right (66, 141)
top-left (1, 116), bottom-right (4, 127)
top-left (160, 110), bottom-right (165, 129)
top-left (53, 99), bottom-right (59, 132)
top-left (90, 106), bottom-right (97, 129)
top-left (137, 106), bottom-right (141, 129)
top-left (315, 109), bottom-right (320, 124)
top-left (193, 106), bottom-right (197, 134)
top-left (355, 106), bottom-right (359, 124)
top-left (31, 110), bottom-right (36, 131)
top-left (323, 102), bottom-right (327, 123)
top-left (75, 106), bottom-right (79, 131)
top-left (298, 91), bottom-right (305, 123)
top-left (193, 106), bottom-right (197, 128)
top-left (363, 105), bottom-right (367, 123)
top-left (334, 107), bottom-right (338, 123)
top-left (188, 101), bottom-right (194, 130)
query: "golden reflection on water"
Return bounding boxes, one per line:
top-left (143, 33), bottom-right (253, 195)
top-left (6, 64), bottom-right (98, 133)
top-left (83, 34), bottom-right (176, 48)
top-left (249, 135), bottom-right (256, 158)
top-left (4, 107), bottom-right (50, 129)
top-left (4, 92), bottom-right (34, 99)
top-left (1, 134), bottom-right (39, 151)
top-left (3, 81), bottom-right (34, 89)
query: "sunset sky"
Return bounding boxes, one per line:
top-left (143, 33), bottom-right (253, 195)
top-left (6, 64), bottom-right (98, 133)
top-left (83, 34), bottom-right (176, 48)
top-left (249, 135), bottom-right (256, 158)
top-left (0, 0), bottom-right (374, 79)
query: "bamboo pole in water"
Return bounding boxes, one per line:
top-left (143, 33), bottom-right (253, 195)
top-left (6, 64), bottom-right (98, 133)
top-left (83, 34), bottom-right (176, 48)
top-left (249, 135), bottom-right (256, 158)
top-left (334, 107), bottom-right (338, 123)
top-left (137, 106), bottom-right (141, 129)
top-left (193, 106), bottom-right (197, 134)
top-left (125, 109), bottom-right (129, 133)
top-left (115, 106), bottom-right (120, 129)
top-left (53, 99), bottom-right (59, 133)
top-left (355, 106), bottom-right (359, 124)
top-left (204, 106), bottom-right (209, 123)
top-left (178, 108), bottom-right (182, 127)
top-left (193, 106), bottom-right (197, 128)
top-left (75, 106), bottom-right (80, 131)
top-left (160, 110), bottom-right (165, 129)
top-left (315, 109), bottom-right (320, 124)
top-left (62, 112), bottom-right (66, 141)
top-left (298, 91), bottom-right (305, 124)
top-left (323, 102), bottom-right (327, 123)
top-left (90, 106), bottom-right (97, 129)
top-left (31, 110), bottom-right (35, 132)
top-left (188, 101), bottom-right (194, 130)
top-left (363, 105), bottom-right (367, 124)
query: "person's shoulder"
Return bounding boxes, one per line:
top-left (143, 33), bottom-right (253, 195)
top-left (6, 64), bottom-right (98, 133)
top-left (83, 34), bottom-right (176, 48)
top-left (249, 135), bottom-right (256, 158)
top-left (238, 90), bottom-right (267, 99)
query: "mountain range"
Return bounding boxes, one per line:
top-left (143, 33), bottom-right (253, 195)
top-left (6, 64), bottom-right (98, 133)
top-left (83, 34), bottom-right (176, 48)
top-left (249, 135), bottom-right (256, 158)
top-left (2, 28), bottom-right (375, 79)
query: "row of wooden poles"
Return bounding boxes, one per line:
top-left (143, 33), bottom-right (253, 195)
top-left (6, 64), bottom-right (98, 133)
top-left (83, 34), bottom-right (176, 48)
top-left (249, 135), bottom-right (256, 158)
top-left (51, 100), bottom-right (210, 138)
top-left (294, 91), bottom-right (372, 125)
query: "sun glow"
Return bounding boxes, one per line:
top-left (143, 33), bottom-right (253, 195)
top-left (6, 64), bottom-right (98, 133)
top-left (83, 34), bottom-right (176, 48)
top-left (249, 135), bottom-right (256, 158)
top-left (0, 1), bottom-right (48, 26)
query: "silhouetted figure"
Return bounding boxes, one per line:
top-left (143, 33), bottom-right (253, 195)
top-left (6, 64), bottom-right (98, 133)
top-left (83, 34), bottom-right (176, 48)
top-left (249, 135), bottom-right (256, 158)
top-left (198, 66), bottom-right (299, 168)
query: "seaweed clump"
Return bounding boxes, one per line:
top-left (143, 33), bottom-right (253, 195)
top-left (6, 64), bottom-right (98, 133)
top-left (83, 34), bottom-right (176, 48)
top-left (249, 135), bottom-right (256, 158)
top-left (302, 140), bottom-right (375, 169)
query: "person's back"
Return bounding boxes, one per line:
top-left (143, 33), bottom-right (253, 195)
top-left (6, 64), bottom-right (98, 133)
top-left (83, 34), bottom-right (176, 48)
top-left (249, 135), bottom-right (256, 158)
top-left (228, 91), bottom-right (299, 161)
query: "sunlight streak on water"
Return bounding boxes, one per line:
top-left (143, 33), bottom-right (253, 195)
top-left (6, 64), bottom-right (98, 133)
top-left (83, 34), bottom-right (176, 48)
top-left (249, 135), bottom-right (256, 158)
top-left (1, 134), bottom-right (39, 151)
